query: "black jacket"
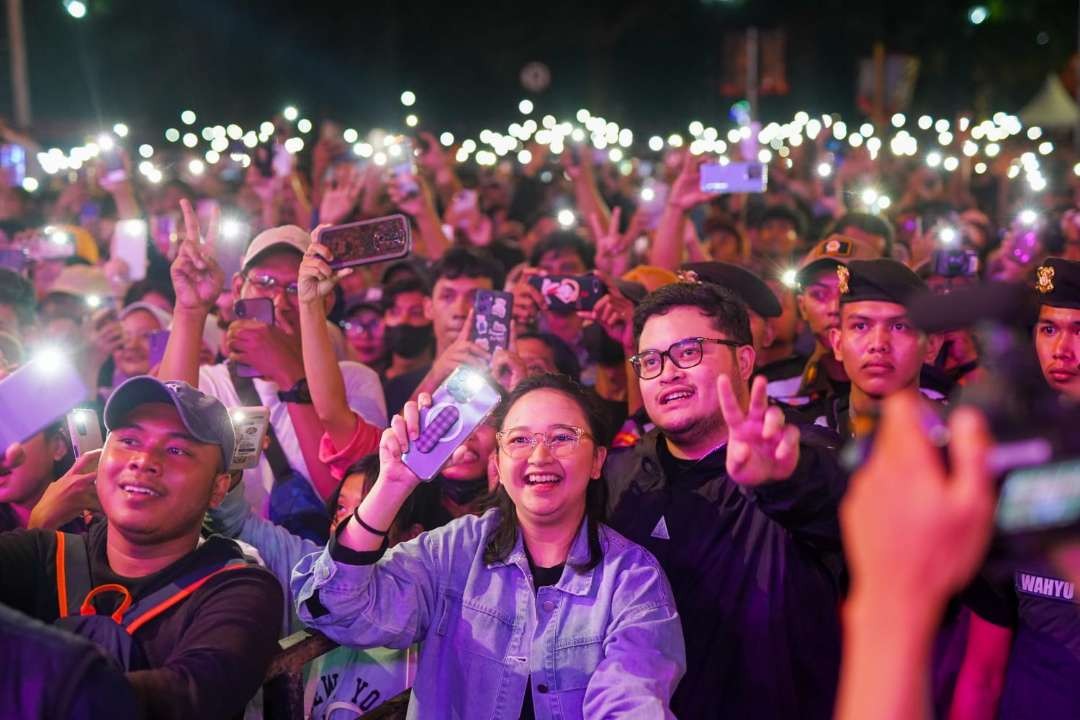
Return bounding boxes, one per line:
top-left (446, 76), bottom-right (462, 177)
top-left (603, 427), bottom-right (847, 720)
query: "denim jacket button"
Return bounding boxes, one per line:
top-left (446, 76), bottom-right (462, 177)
top-left (541, 600), bottom-right (556, 613)
top-left (537, 683), bottom-right (550, 694)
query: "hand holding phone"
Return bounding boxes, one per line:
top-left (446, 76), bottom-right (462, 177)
top-left (699, 162), bottom-right (768, 194)
top-left (317, 214), bottom-right (412, 271)
top-left (402, 368), bottom-right (502, 481)
top-left (229, 406), bottom-right (270, 470)
top-left (66, 408), bottom-right (103, 458)
top-left (0, 351), bottom-right (89, 451)
top-left (470, 290), bottom-right (514, 353)
top-left (232, 298), bottom-right (275, 378)
top-left (527, 274), bottom-right (607, 314)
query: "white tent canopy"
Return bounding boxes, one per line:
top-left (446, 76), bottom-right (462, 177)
top-left (1020, 73), bottom-right (1080, 128)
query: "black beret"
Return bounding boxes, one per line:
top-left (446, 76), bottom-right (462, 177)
top-left (839, 259), bottom-right (926, 306)
top-left (679, 262), bottom-right (782, 318)
top-left (1035, 257), bottom-right (1080, 310)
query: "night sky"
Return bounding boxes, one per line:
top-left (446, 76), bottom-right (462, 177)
top-left (4, 0), bottom-right (1078, 143)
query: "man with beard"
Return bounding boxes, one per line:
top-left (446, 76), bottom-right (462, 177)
top-left (603, 280), bottom-right (847, 720)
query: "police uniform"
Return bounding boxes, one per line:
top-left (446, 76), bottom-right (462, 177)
top-left (1035, 257), bottom-right (1080, 310)
top-left (815, 259), bottom-right (947, 436)
top-left (774, 235), bottom-right (880, 415)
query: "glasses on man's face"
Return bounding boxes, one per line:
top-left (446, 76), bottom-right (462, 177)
top-left (340, 317), bottom-right (381, 336)
top-left (246, 273), bottom-right (300, 301)
top-left (629, 337), bottom-right (743, 380)
top-left (496, 425), bottom-right (593, 459)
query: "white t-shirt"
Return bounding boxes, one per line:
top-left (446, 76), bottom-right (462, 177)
top-left (199, 362), bottom-right (388, 518)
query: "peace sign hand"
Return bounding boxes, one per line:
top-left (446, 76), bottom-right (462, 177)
top-left (172, 198), bottom-right (224, 313)
top-left (718, 374), bottom-right (800, 486)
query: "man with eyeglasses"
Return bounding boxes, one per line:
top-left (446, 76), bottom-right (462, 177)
top-left (161, 207), bottom-right (386, 539)
top-left (602, 280), bottom-right (847, 720)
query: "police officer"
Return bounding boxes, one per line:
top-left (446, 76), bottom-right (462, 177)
top-left (1033, 257), bottom-right (1080, 401)
top-left (823, 259), bottom-right (942, 436)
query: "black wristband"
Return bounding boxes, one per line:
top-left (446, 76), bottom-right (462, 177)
top-left (352, 507), bottom-right (390, 537)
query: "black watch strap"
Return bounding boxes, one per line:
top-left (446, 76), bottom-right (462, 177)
top-left (277, 378), bottom-right (312, 404)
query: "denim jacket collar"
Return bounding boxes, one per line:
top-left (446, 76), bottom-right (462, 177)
top-left (485, 512), bottom-right (597, 597)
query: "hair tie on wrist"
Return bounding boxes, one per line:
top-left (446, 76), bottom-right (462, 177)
top-left (352, 507), bottom-right (389, 537)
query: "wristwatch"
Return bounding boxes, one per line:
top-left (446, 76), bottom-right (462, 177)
top-left (277, 378), bottom-right (312, 404)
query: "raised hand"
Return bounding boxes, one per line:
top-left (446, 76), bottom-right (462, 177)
top-left (319, 164), bottom-right (364, 225)
top-left (583, 289), bottom-right (635, 351)
top-left (668, 153), bottom-right (720, 211)
top-left (28, 449), bottom-right (102, 530)
top-left (718, 374), bottom-right (800, 486)
top-left (299, 235), bottom-right (353, 306)
top-left (172, 198), bottom-right (224, 313)
top-left (589, 206), bottom-right (633, 265)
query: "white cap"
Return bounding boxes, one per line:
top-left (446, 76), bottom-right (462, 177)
top-left (241, 225), bottom-right (310, 271)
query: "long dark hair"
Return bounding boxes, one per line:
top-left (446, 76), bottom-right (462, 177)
top-left (482, 374), bottom-right (610, 571)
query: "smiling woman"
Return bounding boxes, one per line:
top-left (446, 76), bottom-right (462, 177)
top-left (293, 373), bottom-right (686, 720)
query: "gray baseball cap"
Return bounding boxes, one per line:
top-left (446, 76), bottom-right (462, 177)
top-left (104, 376), bottom-right (235, 471)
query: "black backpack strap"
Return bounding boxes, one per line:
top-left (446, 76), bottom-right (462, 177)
top-left (55, 531), bottom-right (93, 619)
top-left (227, 361), bottom-right (292, 481)
top-left (120, 556), bottom-right (250, 634)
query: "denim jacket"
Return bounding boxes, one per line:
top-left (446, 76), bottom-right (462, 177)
top-left (292, 508), bottom-right (685, 720)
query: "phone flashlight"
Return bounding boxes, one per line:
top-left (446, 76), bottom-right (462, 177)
top-left (30, 346), bottom-right (68, 377)
top-left (232, 410), bottom-right (246, 423)
top-left (557, 209), bottom-right (576, 228)
top-left (938, 227), bottom-right (959, 247)
top-left (780, 268), bottom-right (799, 289)
top-left (85, 294), bottom-right (103, 309)
top-left (220, 217), bottom-right (246, 242)
top-left (1018, 209), bottom-right (1039, 227)
top-left (640, 187), bottom-right (656, 202)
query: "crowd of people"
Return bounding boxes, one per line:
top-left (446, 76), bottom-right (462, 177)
top-left (0, 106), bottom-right (1079, 720)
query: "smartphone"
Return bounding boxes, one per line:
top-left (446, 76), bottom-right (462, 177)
top-left (470, 290), bottom-right (514, 353)
top-left (0, 248), bottom-right (29, 274)
top-left (402, 367), bottom-right (502, 481)
top-left (391, 138), bottom-right (419, 197)
top-left (0, 144), bottom-right (26, 187)
top-left (0, 351), bottom-right (89, 451)
top-left (101, 148), bottom-right (126, 184)
top-left (451, 189), bottom-right (478, 215)
top-left (319, 214), bottom-right (412, 271)
top-left (700, 162), bottom-right (768, 194)
top-left (639, 179), bottom-right (669, 230)
top-left (931, 249), bottom-right (979, 279)
top-left (996, 459), bottom-right (1080, 538)
top-left (27, 228), bottom-right (77, 261)
top-left (112, 219), bottom-right (148, 281)
top-left (232, 297), bottom-right (274, 378)
top-left (151, 214), bottom-right (181, 259)
top-left (147, 330), bottom-right (170, 368)
top-left (66, 408), bottom-right (103, 458)
top-left (527, 274), bottom-right (608, 313)
top-left (229, 406), bottom-right (271, 470)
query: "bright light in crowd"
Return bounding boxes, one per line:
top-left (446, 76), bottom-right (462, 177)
top-left (1019, 209), bottom-right (1039, 226)
top-left (64, 1), bottom-right (87, 19)
top-left (31, 346), bottom-right (68, 375)
top-left (517, 149), bottom-right (532, 164)
top-left (221, 217), bottom-right (244, 241)
top-left (439, 132), bottom-right (454, 146)
top-left (205, 150), bottom-right (220, 163)
top-left (557, 209), bottom-right (575, 228)
top-left (405, 114), bottom-right (418, 128)
top-left (939, 227), bottom-right (958, 246)
top-left (975, 162), bottom-right (988, 174)
top-left (667, 134), bottom-right (684, 147)
top-left (182, 133), bottom-right (197, 148)
top-left (22, 177), bottom-right (38, 192)
top-left (891, 113), bottom-right (906, 128)
top-left (689, 121), bottom-right (704, 136)
top-left (181, 110), bottom-right (197, 126)
top-left (97, 134), bottom-right (114, 152)
top-left (284, 137), bottom-right (304, 154)
top-left (969, 5), bottom-right (989, 24)
top-left (985, 143), bottom-right (1000, 157)
top-left (1039, 141), bottom-right (1053, 155)
top-left (297, 118), bottom-right (312, 134)
top-left (943, 156), bottom-right (960, 172)
top-left (188, 159), bottom-right (205, 176)
top-left (648, 136), bottom-right (664, 152)
top-left (85, 294), bottom-right (103, 309)
top-left (1074, 162), bottom-right (1080, 176)
top-left (400, 91), bottom-right (416, 107)
top-left (113, 123), bottom-right (129, 138)
top-left (780, 269), bottom-right (799, 289)
top-left (283, 106), bottom-right (299, 121)
top-left (918, 115), bottom-right (933, 130)
top-left (341, 128), bottom-right (358, 144)
top-left (260, 121), bottom-right (275, 135)
top-left (926, 151), bottom-right (942, 168)
top-left (860, 188), bottom-right (879, 206)
top-left (641, 187), bottom-right (656, 202)
top-left (518, 99), bottom-right (534, 114)
top-left (817, 162), bottom-right (833, 178)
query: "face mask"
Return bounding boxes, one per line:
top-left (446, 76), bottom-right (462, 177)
top-left (438, 476), bottom-right (489, 506)
top-left (385, 323), bottom-right (434, 359)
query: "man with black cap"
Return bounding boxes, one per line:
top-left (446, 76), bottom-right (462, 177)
top-left (824, 259), bottom-right (942, 436)
top-left (0, 376), bottom-right (283, 719)
top-left (947, 259), bottom-right (1080, 719)
top-left (773, 234), bottom-right (880, 416)
top-left (1033, 257), bottom-right (1080, 401)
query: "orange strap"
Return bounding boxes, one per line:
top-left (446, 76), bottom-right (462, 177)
top-left (79, 584), bottom-right (134, 623)
top-left (55, 531), bottom-right (68, 619)
top-left (124, 564), bottom-right (247, 635)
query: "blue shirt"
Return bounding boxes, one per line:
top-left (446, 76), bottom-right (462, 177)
top-left (292, 508), bottom-right (685, 720)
